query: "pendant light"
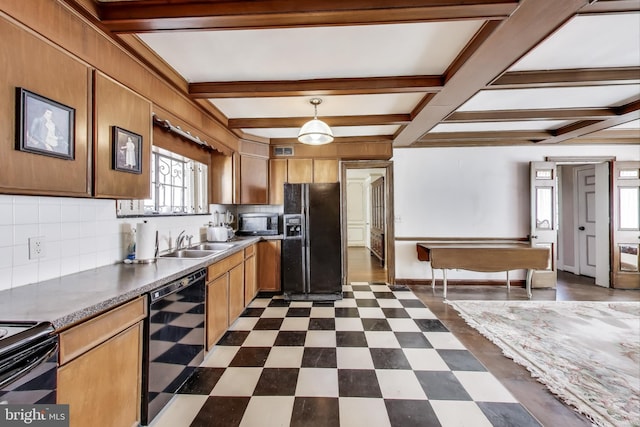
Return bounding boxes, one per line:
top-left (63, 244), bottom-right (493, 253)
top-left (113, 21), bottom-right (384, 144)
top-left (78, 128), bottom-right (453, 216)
top-left (298, 98), bottom-right (334, 145)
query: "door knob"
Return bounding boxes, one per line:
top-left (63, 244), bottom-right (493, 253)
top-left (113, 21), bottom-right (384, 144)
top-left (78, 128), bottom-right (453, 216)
top-left (578, 226), bottom-right (585, 231)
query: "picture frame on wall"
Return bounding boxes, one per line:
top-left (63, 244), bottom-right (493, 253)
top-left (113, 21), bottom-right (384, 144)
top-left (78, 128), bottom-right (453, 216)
top-left (16, 87), bottom-right (75, 160)
top-left (112, 126), bottom-right (142, 174)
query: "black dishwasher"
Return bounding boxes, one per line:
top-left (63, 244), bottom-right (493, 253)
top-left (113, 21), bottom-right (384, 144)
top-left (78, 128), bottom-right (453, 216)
top-left (141, 268), bottom-right (206, 426)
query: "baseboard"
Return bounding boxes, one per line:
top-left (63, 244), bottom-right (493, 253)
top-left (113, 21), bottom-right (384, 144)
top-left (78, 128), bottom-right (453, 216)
top-left (395, 278), bottom-right (526, 287)
top-left (559, 265), bottom-right (578, 275)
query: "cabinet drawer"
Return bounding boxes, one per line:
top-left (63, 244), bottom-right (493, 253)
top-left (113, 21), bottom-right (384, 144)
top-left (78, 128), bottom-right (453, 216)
top-left (244, 244), bottom-right (256, 258)
top-left (208, 251), bottom-right (244, 280)
top-left (59, 296), bottom-right (146, 365)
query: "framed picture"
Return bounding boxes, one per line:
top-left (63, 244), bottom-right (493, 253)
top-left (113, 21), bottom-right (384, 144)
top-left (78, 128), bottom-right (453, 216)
top-left (112, 126), bottom-right (142, 174)
top-left (16, 87), bottom-right (75, 160)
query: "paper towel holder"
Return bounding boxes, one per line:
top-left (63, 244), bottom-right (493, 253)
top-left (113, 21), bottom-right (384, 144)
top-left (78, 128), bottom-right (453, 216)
top-left (133, 221), bottom-right (159, 263)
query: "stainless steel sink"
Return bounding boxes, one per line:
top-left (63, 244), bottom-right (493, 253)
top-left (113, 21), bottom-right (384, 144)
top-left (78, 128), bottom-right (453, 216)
top-left (190, 242), bottom-right (235, 251)
top-left (161, 249), bottom-right (218, 259)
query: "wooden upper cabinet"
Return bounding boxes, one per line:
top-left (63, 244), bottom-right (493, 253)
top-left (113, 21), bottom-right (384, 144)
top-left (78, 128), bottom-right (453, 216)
top-left (211, 152), bottom-right (234, 204)
top-left (287, 158), bottom-right (313, 183)
top-left (269, 158), bottom-right (339, 203)
top-left (0, 17), bottom-right (91, 197)
top-left (240, 155), bottom-right (268, 204)
top-left (94, 71), bottom-right (151, 199)
top-left (269, 159), bottom-right (287, 205)
top-left (313, 159), bottom-right (339, 183)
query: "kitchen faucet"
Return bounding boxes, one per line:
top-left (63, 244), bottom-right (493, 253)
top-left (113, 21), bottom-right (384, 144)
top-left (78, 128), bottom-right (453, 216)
top-left (176, 230), bottom-right (187, 250)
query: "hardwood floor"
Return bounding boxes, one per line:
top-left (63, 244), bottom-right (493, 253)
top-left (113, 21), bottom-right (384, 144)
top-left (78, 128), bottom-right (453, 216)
top-left (346, 246), bottom-right (387, 283)
top-left (346, 247), bottom-right (640, 427)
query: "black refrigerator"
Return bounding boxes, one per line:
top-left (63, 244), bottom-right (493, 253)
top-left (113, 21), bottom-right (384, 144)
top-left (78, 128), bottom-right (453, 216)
top-left (282, 182), bottom-right (343, 300)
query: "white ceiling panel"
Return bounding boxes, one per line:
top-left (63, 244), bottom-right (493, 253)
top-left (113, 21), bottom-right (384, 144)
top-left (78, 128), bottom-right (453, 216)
top-left (610, 119), bottom-right (640, 130)
top-left (431, 120), bottom-right (571, 133)
top-left (510, 13), bottom-right (640, 71)
top-left (459, 85), bottom-right (640, 111)
top-left (138, 21), bottom-right (484, 82)
top-left (210, 93), bottom-right (426, 118)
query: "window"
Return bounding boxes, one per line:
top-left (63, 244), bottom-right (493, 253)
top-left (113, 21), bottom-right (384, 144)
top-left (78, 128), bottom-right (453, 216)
top-left (117, 146), bottom-right (208, 216)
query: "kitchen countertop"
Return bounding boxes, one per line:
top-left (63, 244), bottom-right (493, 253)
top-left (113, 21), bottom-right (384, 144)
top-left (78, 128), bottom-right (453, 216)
top-left (0, 235), bottom-right (281, 330)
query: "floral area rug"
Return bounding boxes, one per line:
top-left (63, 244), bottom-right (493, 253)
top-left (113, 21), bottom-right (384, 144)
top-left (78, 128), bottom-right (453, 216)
top-left (446, 300), bottom-right (640, 427)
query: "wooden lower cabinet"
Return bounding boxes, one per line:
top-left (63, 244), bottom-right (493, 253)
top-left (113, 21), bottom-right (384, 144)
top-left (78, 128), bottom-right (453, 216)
top-left (228, 263), bottom-right (245, 322)
top-left (258, 240), bottom-right (281, 291)
top-left (206, 250), bottom-right (245, 349)
top-left (57, 297), bottom-right (145, 427)
top-left (206, 274), bottom-right (229, 350)
top-left (244, 245), bottom-right (257, 304)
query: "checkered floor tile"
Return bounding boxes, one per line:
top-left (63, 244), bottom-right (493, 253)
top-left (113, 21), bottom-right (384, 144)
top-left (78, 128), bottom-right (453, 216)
top-left (151, 283), bottom-right (541, 427)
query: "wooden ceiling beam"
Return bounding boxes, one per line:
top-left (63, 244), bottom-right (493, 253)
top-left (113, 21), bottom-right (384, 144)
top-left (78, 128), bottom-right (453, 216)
top-left (417, 130), bottom-right (552, 142)
top-left (98, 0), bottom-right (517, 33)
top-left (410, 139), bottom-right (544, 148)
top-left (393, 0), bottom-right (590, 147)
top-left (189, 76), bottom-right (443, 98)
top-left (271, 135), bottom-right (394, 144)
top-left (538, 99), bottom-right (640, 144)
top-left (229, 114), bottom-right (411, 129)
top-left (446, 108), bottom-right (617, 122)
top-left (490, 67), bottom-right (640, 89)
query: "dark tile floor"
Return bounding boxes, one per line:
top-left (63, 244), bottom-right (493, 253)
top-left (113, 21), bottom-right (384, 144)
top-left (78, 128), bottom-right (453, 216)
top-left (152, 282), bottom-right (542, 426)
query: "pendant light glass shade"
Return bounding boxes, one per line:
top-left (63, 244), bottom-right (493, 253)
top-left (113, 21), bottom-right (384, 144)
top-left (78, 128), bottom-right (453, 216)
top-left (298, 98), bottom-right (333, 145)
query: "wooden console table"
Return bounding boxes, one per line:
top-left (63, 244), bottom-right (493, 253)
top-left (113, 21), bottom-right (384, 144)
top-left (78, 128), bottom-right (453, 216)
top-left (416, 242), bottom-right (550, 298)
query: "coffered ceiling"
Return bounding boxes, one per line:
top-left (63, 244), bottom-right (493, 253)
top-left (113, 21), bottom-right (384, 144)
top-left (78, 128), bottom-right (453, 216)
top-left (83, 0), bottom-right (640, 148)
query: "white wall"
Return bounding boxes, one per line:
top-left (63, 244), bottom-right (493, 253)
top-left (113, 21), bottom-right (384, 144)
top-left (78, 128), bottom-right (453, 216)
top-left (393, 144), bottom-right (640, 281)
top-left (0, 195), bottom-right (216, 291)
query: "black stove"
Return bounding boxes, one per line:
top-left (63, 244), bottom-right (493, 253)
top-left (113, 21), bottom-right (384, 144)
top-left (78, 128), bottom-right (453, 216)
top-left (0, 321), bottom-right (58, 404)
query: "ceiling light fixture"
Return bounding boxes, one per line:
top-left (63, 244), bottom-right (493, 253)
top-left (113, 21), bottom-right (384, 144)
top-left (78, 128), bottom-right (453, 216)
top-left (298, 98), bottom-right (334, 145)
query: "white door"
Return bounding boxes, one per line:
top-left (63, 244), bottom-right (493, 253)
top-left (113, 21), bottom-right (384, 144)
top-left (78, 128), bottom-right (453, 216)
top-left (530, 161), bottom-right (557, 287)
top-left (612, 161), bottom-right (640, 288)
top-left (364, 175), bottom-right (372, 249)
top-left (346, 178), bottom-right (366, 247)
top-left (577, 166), bottom-right (596, 277)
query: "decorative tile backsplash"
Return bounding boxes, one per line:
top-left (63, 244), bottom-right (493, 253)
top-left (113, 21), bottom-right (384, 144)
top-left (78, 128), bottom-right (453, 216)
top-left (0, 195), bottom-right (221, 291)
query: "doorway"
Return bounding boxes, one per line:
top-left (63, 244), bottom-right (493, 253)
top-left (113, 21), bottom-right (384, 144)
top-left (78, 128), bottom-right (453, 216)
top-left (341, 161), bottom-right (395, 285)
top-left (556, 160), bottom-right (612, 287)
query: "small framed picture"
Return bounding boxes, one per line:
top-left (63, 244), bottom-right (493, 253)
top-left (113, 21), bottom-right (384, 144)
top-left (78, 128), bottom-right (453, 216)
top-left (112, 126), bottom-right (142, 174)
top-left (16, 87), bottom-right (75, 160)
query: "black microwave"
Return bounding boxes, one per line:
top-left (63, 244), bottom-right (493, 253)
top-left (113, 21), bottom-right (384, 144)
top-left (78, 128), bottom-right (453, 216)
top-left (237, 213), bottom-right (279, 236)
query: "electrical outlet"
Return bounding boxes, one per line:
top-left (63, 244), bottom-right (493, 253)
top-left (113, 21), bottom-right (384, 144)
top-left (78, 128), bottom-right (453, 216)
top-left (29, 236), bottom-right (45, 260)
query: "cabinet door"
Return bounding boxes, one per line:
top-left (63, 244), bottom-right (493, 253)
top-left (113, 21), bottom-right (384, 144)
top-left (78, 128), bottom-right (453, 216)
top-left (211, 152), bottom-right (234, 204)
top-left (269, 159), bottom-right (287, 204)
top-left (58, 322), bottom-right (143, 427)
top-left (244, 252), bottom-right (257, 304)
top-left (287, 159), bottom-right (313, 183)
top-left (228, 263), bottom-right (245, 322)
top-left (240, 155), bottom-right (268, 204)
top-left (206, 275), bottom-right (229, 349)
top-left (258, 240), bottom-right (281, 291)
top-left (314, 159), bottom-right (339, 183)
top-left (94, 72), bottom-right (152, 199)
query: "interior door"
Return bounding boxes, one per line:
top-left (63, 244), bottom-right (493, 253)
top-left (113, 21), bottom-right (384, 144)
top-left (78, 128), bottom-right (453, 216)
top-left (577, 165), bottom-right (597, 277)
top-left (346, 178), bottom-right (366, 247)
top-left (530, 161), bottom-right (557, 287)
top-left (612, 161), bottom-right (640, 288)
